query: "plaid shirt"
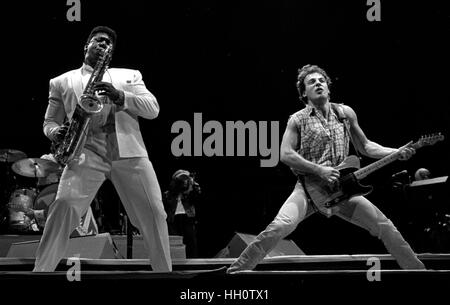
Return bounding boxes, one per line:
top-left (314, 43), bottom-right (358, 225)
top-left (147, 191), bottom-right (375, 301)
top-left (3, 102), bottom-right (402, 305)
top-left (290, 103), bottom-right (349, 168)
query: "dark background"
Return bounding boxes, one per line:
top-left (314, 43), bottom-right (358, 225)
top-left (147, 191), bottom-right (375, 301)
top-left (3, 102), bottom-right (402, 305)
top-left (1, 0), bottom-right (449, 257)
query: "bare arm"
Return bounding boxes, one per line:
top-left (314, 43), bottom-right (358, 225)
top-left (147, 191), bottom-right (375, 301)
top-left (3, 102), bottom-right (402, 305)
top-left (280, 117), bottom-right (340, 182)
top-left (343, 105), bottom-right (414, 160)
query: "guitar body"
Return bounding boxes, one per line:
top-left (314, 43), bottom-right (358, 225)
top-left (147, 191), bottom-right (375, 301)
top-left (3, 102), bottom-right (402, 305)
top-left (302, 133), bottom-right (444, 210)
top-left (304, 155), bottom-right (373, 209)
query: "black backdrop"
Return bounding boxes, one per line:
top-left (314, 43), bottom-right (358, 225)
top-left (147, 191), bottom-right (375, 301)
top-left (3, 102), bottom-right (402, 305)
top-left (1, 0), bottom-right (449, 257)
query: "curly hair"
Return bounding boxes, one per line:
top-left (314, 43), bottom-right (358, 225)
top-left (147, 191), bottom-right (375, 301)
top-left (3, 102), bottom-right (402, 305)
top-left (296, 64), bottom-right (332, 104)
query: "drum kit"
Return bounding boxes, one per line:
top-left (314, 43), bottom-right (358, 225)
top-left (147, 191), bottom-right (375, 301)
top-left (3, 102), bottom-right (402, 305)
top-left (0, 148), bottom-right (63, 233)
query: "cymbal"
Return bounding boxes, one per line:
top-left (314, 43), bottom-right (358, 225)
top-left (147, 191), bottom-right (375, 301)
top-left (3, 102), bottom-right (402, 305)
top-left (11, 158), bottom-right (62, 178)
top-left (0, 149), bottom-right (27, 163)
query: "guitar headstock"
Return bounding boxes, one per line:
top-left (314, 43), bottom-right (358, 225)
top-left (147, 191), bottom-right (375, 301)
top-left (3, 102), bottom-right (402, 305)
top-left (412, 133), bottom-right (445, 149)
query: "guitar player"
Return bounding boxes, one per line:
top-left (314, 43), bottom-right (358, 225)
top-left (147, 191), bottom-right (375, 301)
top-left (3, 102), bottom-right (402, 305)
top-left (227, 64), bottom-right (425, 273)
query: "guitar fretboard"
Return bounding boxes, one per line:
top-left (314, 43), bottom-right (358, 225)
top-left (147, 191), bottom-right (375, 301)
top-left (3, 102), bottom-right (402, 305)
top-left (354, 150), bottom-right (401, 180)
top-left (349, 133), bottom-right (443, 181)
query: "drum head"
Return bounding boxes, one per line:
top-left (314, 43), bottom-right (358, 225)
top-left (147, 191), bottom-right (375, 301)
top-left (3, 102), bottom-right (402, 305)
top-left (8, 188), bottom-right (37, 231)
top-left (9, 188), bottom-right (36, 208)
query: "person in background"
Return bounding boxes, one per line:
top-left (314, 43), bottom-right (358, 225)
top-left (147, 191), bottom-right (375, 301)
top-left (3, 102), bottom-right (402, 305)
top-left (163, 170), bottom-right (201, 258)
top-left (414, 168), bottom-right (431, 181)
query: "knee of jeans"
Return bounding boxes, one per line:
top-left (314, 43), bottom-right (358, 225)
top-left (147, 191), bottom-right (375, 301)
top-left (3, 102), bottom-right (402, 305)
top-left (370, 218), bottom-right (398, 240)
top-left (265, 216), bottom-right (299, 239)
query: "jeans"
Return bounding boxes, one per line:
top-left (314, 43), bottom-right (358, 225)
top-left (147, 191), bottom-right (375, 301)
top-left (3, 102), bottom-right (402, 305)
top-left (228, 181), bottom-right (425, 272)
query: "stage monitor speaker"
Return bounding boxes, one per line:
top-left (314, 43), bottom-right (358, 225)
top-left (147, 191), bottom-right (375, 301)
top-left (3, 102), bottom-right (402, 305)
top-left (111, 234), bottom-right (186, 259)
top-left (6, 233), bottom-right (117, 259)
top-left (216, 232), bottom-right (305, 258)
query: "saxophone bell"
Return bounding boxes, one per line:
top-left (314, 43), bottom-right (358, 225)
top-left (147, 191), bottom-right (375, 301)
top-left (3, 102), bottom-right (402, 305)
top-left (79, 93), bottom-right (104, 114)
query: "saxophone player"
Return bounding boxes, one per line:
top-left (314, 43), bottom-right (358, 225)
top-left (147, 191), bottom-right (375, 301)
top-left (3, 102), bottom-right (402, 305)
top-left (34, 26), bottom-right (172, 272)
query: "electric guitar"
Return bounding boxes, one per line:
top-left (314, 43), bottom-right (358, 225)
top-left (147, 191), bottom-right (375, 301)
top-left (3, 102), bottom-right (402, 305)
top-left (304, 133), bottom-right (444, 210)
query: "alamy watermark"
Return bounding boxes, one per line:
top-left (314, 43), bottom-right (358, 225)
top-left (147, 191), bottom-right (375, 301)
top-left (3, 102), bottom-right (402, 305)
top-left (171, 113), bottom-right (280, 167)
top-left (66, 0), bottom-right (81, 21)
top-left (66, 254), bottom-right (81, 282)
top-left (367, 0), bottom-right (381, 22)
top-left (366, 256), bottom-right (381, 281)
top-left (64, 1), bottom-right (381, 23)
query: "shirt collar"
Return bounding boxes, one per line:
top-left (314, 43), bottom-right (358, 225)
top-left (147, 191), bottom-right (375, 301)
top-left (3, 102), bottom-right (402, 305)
top-left (81, 63), bottom-right (94, 74)
top-left (305, 104), bottom-right (315, 116)
top-left (306, 103), bottom-right (338, 119)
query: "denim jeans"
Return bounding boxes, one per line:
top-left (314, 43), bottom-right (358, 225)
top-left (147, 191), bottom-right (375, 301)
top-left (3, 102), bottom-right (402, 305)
top-left (228, 181), bottom-right (425, 272)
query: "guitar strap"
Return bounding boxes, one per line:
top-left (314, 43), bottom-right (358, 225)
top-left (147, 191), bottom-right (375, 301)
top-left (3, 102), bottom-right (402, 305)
top-left (331, 103), bottom-right (362, 160)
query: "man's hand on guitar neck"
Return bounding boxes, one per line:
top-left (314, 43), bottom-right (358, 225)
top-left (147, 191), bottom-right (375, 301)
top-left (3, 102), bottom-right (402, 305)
top-left (397, 146), bottom-right (416, 161)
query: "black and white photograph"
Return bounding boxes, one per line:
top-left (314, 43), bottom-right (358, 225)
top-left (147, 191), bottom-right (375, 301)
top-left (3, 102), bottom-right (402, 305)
top-left (0, 0), bottom-right (449, 302)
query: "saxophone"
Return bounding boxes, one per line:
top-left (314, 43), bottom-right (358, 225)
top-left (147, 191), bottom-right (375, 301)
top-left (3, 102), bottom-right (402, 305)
top-left (53, 45), bottom-right (112, 166)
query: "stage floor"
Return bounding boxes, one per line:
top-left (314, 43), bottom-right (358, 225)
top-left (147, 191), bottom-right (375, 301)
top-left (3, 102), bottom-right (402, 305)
top-left (1, 254), bottom-right (449, 303)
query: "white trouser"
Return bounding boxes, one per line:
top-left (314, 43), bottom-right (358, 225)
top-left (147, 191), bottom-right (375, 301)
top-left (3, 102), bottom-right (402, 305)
top-left (33, 149), bottom-right (172, 272)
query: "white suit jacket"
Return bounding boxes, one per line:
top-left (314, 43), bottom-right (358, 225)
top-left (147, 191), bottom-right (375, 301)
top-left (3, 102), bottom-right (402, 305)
top-left (43, 66), bottom-right (160, 158)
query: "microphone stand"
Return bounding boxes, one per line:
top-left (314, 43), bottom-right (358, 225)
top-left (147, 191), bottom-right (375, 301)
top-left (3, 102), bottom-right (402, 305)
top-left (33, 162), bottom-right (40, 193)
top-left (124, 214), bottom-right (133, 259)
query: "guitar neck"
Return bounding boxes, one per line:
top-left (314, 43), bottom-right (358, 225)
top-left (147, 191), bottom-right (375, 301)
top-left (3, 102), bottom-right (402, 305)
top-left (353, 151), bottom-right (401, 180)
top-left (352, 133), bottom-right (444, 181)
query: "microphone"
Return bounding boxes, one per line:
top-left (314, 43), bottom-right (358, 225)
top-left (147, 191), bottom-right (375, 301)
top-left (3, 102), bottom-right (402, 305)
top-left (391, 170), bottom-right (411, 185)
top-left (392, 170), bottom-right (408, 179)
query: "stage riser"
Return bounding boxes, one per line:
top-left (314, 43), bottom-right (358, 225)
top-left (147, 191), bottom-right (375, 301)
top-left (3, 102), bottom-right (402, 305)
top-left (1, 257), bottom-right (450, 272)
top-left (0, 234), bottom-right (186, 260)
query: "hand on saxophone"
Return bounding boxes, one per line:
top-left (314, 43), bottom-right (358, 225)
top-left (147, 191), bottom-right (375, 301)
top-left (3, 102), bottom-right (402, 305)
top-left (93, 81), bottom-right (125, 106)
top-left (54, 121), bottom-right (71, 142)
